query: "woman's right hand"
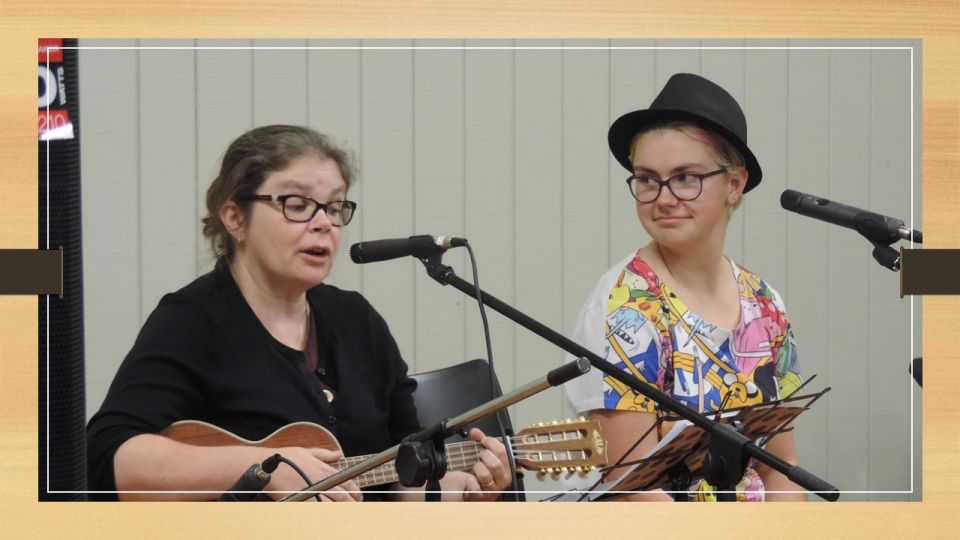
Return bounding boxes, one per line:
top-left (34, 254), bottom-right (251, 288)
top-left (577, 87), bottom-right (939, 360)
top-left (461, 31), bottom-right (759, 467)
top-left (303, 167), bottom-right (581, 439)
top-left (265, 446), bottom-right (362, 502)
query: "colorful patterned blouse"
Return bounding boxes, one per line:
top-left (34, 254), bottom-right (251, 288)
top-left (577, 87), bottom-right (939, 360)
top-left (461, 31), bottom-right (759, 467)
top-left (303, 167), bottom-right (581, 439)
top-left (564, 251), bottom-right (802, 501)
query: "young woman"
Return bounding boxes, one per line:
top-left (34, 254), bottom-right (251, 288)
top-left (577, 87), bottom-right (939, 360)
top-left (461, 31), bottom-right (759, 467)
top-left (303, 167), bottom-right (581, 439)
top-left (565, 74), bottom-right (805, 502)
top-left (87, 125), bottom-right (511, 501)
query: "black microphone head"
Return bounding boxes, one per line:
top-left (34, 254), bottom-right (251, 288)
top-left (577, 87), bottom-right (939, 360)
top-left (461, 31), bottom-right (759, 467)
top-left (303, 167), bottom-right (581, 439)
top-left (780, 189), bottom-right (803, 211)
top-left (349, 236), bottom-right (449, 264)
top-left (349, 242), bottom-right (366, 264)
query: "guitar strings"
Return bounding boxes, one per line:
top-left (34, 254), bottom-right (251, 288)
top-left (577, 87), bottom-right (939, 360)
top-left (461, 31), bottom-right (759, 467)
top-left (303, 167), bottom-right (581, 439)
top-left (337, 437), bottom-right (595, 488)
top-left (334, 435), bottom-right (590, 468)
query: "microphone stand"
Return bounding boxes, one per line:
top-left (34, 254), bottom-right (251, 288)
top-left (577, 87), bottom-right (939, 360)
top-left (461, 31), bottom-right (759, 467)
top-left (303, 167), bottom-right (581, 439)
top-left (418, 252), bottom-right (839, 501)
top-left (853, 212), bottom-right (922, 271)
top-left (279, 359), bottom-right (591, 501)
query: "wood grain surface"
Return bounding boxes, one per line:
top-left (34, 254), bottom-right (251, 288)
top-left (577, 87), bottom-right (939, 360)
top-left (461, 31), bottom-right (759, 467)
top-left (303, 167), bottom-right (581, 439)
top-left (0, 2), bottom-right (957, 538)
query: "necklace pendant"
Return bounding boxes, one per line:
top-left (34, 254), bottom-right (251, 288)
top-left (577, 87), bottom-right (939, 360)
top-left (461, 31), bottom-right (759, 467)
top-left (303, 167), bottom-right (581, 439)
top-left (323, 389), bottom-right (335, 403)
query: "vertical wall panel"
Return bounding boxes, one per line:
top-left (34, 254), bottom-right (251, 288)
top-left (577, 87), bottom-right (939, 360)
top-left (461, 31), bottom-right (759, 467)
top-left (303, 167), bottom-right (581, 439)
top-left (464, 42), bottom-right (516, 391)
top-left (560, 40), bottom-right (611, 339)
top-left (513, 41), bottom-right (564, 431)
top-left (308, 40), bottom-right (363, 293)
top-left (868, 42), bottom-right (913, 499)
top-left (785, 41), bottom-right (832, 494)
top-left (412, 41), bottom-right (467, 373)
top-left (196, 40), bottom-right (253, 273)
top-left (556, 39), bottom-right (612, 498)
top-left (827, 42), bottom-right (873, 501)
top-left (654, 39), bottom-right (701, 82)
top-left (743, 42), bottom-right (789, 287)
top-left (79, 41), bottom-right (140, 416)
top-left (608, 40), bottom-right (656, 264)
top-left (359, 41), bottom-right (417, 367)
top-left (252, 39), bottom-right (308, 125)
top-left (138, 40), bottom-right (197, 319)
top-left (513, 41), bottom-right (565, 496)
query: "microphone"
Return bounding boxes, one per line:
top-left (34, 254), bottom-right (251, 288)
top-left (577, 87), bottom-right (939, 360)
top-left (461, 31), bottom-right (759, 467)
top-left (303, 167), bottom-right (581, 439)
top-left (350, 234), bottom-right (467, 264)
top-left (780, 189), bottom-right (922, 244)
top-left (218, 454), bottom-right (282, 502)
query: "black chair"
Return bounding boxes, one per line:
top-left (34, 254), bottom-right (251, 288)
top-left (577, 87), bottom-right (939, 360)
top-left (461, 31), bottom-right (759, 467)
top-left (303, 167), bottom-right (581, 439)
top-left (410, 358), bottom-right (526, 501)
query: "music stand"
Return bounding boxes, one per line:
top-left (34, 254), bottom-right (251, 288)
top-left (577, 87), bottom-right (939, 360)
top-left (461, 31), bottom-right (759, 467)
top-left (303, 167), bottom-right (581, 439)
top-left (581, 388), bottom-right (829, 501)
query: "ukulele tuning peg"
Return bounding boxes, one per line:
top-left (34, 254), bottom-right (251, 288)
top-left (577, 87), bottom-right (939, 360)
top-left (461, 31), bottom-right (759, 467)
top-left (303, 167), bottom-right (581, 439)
top-left (550, 420), bottom-right (560, 425)
top-left (578, 416), bottom-right (587, 422)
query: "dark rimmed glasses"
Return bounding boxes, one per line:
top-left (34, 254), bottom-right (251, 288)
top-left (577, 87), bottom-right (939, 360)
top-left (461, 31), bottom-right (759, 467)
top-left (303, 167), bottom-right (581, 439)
top-left (626, 167), bottom-right (728, 203)
top-left (238, 194), bottom-right (357, 226)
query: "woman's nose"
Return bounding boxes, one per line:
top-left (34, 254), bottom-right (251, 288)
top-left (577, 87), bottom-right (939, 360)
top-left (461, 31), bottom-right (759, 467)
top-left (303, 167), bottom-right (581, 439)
top-left (655, 184), bottom-right (680, 206)
top-left (309, 207), bottom-right (333, 231)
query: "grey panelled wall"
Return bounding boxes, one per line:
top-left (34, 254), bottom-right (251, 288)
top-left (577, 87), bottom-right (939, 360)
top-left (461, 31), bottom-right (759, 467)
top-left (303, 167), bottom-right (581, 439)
top-left (78, 39), bottom-right (921, 501)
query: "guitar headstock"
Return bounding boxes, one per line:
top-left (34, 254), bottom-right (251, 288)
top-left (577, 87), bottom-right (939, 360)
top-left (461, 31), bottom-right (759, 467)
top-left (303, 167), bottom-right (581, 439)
top-left (513, 418), bottom-right (607, 479)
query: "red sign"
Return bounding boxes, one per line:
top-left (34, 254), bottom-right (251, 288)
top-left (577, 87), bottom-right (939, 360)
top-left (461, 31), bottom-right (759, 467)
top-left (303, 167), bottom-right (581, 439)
top-left (38, 39), bottom-right (73, 140)
top-left (38, 39), bottom-right (63, 63)
top-left (39, 110), bottom-right (72, 140)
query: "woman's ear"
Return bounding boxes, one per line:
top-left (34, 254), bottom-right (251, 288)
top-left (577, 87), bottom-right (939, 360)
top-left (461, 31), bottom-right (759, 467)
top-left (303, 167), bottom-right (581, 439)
top-left (727, 168), bottom-right (747, 206)
top-left (219, 201), bottom-right (246, 244)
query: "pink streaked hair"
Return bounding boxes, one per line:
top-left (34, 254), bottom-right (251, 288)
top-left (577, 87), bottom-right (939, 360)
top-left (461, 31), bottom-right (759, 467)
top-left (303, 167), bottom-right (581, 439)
top-left (629, 120), bottom-right (746, 169)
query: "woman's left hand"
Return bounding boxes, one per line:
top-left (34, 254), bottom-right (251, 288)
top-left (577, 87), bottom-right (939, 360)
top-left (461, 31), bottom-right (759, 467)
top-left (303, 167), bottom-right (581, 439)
top-left (462, 427), bottom-right (512, 502)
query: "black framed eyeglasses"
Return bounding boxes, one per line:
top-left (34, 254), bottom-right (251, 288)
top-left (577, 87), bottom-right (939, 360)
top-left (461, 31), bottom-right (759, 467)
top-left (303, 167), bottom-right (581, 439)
top-left (238, 194), bottom-right (357, 226)
top-left (626, 167), bottom-right (728, 203)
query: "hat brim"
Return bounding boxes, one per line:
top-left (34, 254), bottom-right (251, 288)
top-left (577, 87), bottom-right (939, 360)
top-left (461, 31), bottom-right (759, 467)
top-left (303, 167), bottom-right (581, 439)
top-left (608, 109), bottom-right (762, 193)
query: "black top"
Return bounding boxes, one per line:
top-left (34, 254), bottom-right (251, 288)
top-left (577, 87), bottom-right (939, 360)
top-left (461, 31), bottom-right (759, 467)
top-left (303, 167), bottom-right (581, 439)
top-left (86, 266), bottom-right (420, 500)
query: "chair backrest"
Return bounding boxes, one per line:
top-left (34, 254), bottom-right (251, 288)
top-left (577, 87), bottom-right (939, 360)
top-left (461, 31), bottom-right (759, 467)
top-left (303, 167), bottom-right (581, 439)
top-left (410, 358), bottom-right (525, 500)
top-left (410, 358), bottom-right (508, 441)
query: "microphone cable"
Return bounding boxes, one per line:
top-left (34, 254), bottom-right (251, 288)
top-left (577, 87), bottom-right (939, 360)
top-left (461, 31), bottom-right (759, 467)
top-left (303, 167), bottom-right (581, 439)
top-left (227, 452), bottom-right (324, 502)
top-left (275, 455), bottom-right (322, 502)
top-left (463, 241), bottom-right (519, 500)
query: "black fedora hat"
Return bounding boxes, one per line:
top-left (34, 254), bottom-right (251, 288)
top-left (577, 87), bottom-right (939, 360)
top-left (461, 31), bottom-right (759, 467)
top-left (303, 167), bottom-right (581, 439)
top-left (608, 73), bottom-right (762, 193)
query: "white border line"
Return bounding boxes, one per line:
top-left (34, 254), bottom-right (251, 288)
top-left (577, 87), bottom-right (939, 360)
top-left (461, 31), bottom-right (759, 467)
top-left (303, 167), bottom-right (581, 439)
top-left (46, 42), bottom-right (919, 499)
top-left (45, 52), bottom-right (51, 496)
top-left (908, 43), bottom-right (916, 496)
top-left (60, 46), bottom-right (915, 51)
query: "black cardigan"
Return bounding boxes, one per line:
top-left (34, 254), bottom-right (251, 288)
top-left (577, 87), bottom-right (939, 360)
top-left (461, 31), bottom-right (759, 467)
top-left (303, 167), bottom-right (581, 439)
top-left (86, 266), bottom-right (420, 500)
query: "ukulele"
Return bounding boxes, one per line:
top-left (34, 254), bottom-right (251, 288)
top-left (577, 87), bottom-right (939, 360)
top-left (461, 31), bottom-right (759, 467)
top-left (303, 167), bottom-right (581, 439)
top-left (162, 418), bottom-right (607, 488)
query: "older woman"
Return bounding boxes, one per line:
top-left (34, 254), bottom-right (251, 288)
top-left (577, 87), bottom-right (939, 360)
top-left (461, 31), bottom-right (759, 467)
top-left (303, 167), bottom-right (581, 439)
top-left (87, 125), bottom-right (511, 501)
top-left (565, 74), bottom-right (804, 501)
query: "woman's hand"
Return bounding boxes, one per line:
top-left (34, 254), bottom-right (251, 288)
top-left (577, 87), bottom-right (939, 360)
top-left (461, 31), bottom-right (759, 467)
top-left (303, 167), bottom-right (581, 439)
top-left (461, 428), bottom-right (512, 502)
top-left (265, 446), bottom-right (362, 502)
